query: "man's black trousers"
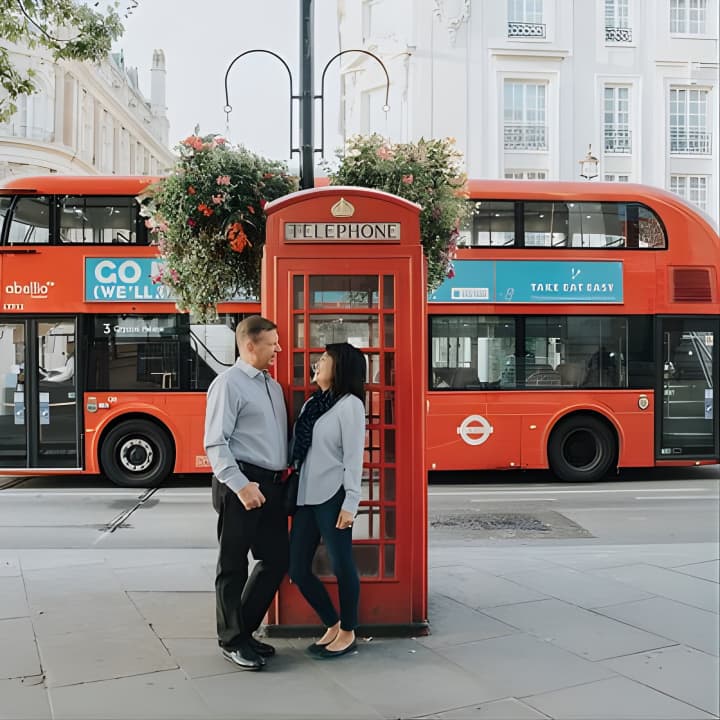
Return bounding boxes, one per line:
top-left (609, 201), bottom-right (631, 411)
top-left (214, 476), bottom-right (289, 650)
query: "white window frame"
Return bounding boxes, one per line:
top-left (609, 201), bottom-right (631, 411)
top-left (504, 170), bottom-right (547, 179)
top-left (603, 86), bottom-right (631, 154)
top-left (507, 0), bottom-right (546, 38)
top-left (604, 174), bottom-right (630, 182)
top-left (669, 87), bottom-right (711, 154)
top-left (504, 81), bottom-right (548, 151)
top-left (670, 175), bottom-right (708, 210)
top-left (670, 0), bottom-right (707, 34)
top-left (605, 0), bottom-right (632, 42)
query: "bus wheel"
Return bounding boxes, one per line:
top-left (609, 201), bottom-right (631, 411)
top-left (100, 419), bottom-right (174, 488)
top-left (548, 415), bottom-right (616, 482)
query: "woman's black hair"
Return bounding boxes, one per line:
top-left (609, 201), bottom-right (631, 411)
top-left (325, 342), bottom-right (365, 401)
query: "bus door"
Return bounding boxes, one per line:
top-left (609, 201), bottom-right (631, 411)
top-left (0, 317), bottom-right (80, 468)
top-left (659, 318), bottom-right (719, 459)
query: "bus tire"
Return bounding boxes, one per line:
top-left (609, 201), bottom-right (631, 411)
top-left (100, 419), bottom-right (174, 488)
top-left (548, 414), bottom-right (617, 483)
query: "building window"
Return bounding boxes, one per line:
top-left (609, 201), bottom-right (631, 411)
top-left (670, 88), bottom-right (710, 154)
top-left (605, 0), bottom-right (632, 41)
top-left (504, 170), bottom-right (547, 179)
top-left (604, 86), bottom-right (631, 153)
top-left (670, 0), bottom-right (707, 34)
top-left (670, 175), bottom-right (708, 210)
top-left (504, 81), bottom-right (547, 150)
top-left (507, 0), bottom-right (545, 37)
top-left (604, 174), bottom-right (630, 182)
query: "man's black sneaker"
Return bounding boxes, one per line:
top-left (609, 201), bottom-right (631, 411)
top-left (222, 645), bottom-right (264, 670)
top-left (249, 636), bottom-right (276, 657)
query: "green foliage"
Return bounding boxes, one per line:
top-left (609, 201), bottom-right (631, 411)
top-left (140, 134), bottom-right (298, 322)
top-left (326, 134), bottom-right (467, 290)
top-left (0, 0), bottom-right (122, 122)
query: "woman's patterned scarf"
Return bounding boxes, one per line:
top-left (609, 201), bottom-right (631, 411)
top-left (290, 389), bottom-right (337, 469)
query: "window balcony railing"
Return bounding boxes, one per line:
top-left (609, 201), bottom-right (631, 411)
top-left (670, 129), bottom-right (712, 154)
top-left (504, 123), bottom-right (548, 151)
top-left (507, 22), bottom-right (546, 38)
top-left (605, 26), bottom-right (633, 42)
top-left (604, 127), bottom-right (632, 153)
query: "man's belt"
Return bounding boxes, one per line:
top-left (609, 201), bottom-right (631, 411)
top-left (237, 461), bottom-right (285, 484)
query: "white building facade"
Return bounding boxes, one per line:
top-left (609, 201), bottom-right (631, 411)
top-left (0, 43), bottom-right (174, 179)
top-left (338, 0), bottom-right (719, 222)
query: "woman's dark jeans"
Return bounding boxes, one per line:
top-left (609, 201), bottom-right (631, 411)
top-left (289, 488), bottom-right (360, 631)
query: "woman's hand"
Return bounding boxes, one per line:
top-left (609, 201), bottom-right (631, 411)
top-left (336, 509), bottom-right (354, 530)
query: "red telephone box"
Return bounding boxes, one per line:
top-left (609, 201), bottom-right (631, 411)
top-left (263, 186), bottom-right (427, 633)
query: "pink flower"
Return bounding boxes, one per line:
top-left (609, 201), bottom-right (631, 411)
top-left (402, 174), bottom-right (414, 184)
top-left (216, 175), bottom-right (231, 186)
top-left (188, 219), bottom-right (196, 227)
top-left (212, 194), bottom-right (224, 204)
top-left (447, 267), bottom-right (456, 279)
top-left (377, 145), bottom-right (393, 160)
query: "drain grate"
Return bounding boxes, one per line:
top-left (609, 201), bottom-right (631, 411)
top-left (430, 510), bottom-right (593, 539)
top-left (475, 513), bottom-right (551, 532)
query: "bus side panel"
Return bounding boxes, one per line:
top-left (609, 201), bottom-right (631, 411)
top-left (83, 392), bottom-right (208, 475)
top-left (522, 392), bottom-right (656, 469)
top-left (426, 394), bottom-right (523, 471)
top-left (426, 391), bottom-right (656, 473)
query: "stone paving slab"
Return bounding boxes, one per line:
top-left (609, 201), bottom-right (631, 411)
top-left (0, 558), bottom-right (21, 577)
top-left (501, 565), bottom-right (652, 609)
top-left (0, 575), bottom-right (29, 620)
top-left (416, 593), bottom-right (519, 650)
top-left (192, 646), bottom-right (384, 720)
top-left (420, 697), bottom-right (551, 719)
top-left (601, 645), bottom-right (720, 717)
top-left (114, 562), bottom-right (214, 592)
top-left (592, 563), bottom-right (720, 612)
top-left (36, 622), bottom-right (177, 687)
top-left (522, 676), bottom-right (715, 719)
top-left (431, 566), bottom-right (550, 608)
top-left (0, 677), bottom-right (51, 720)
top-left (593, 596), bottom-right (719, 656)
top-left (671, 559), bottom-right (720, 583)
top-left (482, 598), bottom-right (675, 661)
top-left (47, 669), bottom-right (214, 720)
top-left (429, 633), bottom-right (614, 699)
top-left (0, 618), bottom-right (41, 680)
top-left (128, 591), bottom-right (216, 639)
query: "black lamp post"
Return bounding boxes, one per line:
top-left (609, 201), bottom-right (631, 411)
top-left (223, 0), bottom-right (390, 190)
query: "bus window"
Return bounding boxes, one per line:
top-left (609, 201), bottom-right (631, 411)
top-left (58, 196), bottom-right (147, 244)
top-left (523, 202), bottom-right (569, 247)
top-left (460, 201), bottom-right (515, 247)
top-left (6, 196), bottom-right (50, 244)
top-left (636, 205), bottom-right (666, 248)
top-left (431, 316), bottom-right (515, 389)
top-left (568, 203), bottom-right (627, 248)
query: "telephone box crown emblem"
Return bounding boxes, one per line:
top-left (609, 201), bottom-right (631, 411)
top-left (331, 198), bottom-right (355, 218)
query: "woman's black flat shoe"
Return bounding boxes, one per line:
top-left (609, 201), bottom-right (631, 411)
top-left (315, 640), bottom-right (357, 659)
top-left (306, 641), bottom-right (329, 655)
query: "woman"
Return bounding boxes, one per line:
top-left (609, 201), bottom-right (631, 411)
top-left (288, 342), bottom-right (366, 659)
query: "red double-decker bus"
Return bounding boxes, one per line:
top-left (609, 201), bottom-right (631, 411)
top-left (426, 180), bottom-right (719, 481)
top-left (1, 175), bottom-right (717, 487)
top-left (0, 175), bottom-right (258, 487)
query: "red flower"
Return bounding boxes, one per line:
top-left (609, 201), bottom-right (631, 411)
top-left (187, 186), bottom-right (196, 195)
top-left (227, 222), bottom-right (251, 253)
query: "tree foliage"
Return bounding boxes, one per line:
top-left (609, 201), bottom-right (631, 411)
top-left (0, 0), bottom-right (123, 123)
top-left (326, 134), bottom-right (467, 290)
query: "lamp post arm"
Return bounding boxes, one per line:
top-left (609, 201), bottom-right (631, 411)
top-left (223, 50), bottom-right (298, 156)
top-left (315, 49), bottom-right (391, 157)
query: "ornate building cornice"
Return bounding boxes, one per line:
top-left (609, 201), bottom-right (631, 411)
top-left (432, 0), bottom-right (471, 45)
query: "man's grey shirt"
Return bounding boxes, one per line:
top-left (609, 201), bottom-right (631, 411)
top-left (204, 358), bottom-right (287, 494)
top-left (296, 394), bottom-right (365, 515)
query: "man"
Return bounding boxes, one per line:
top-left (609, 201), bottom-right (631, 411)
top-left (204, 315), bottom-right (289, 671)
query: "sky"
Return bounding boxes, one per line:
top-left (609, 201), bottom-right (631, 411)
top-left (112, 0), bottom-right (342, 172)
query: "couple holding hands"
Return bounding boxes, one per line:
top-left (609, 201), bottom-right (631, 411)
top-left (204, 315), bottom-right (365, 670)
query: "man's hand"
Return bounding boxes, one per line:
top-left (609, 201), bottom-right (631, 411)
top-left (237, 482), bottom-right (265, 510)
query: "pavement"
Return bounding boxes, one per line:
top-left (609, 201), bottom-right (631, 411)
top-left (1, 540), bottom-right (718, 719)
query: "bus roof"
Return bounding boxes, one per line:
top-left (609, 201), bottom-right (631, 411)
top-left (0, 175), bottom-right (160, 195)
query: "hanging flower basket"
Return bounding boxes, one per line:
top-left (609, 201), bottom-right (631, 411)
top-left (140, 134), bottom-right (297, 321)
top-left (325, 134), bottom-right (467, 290)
